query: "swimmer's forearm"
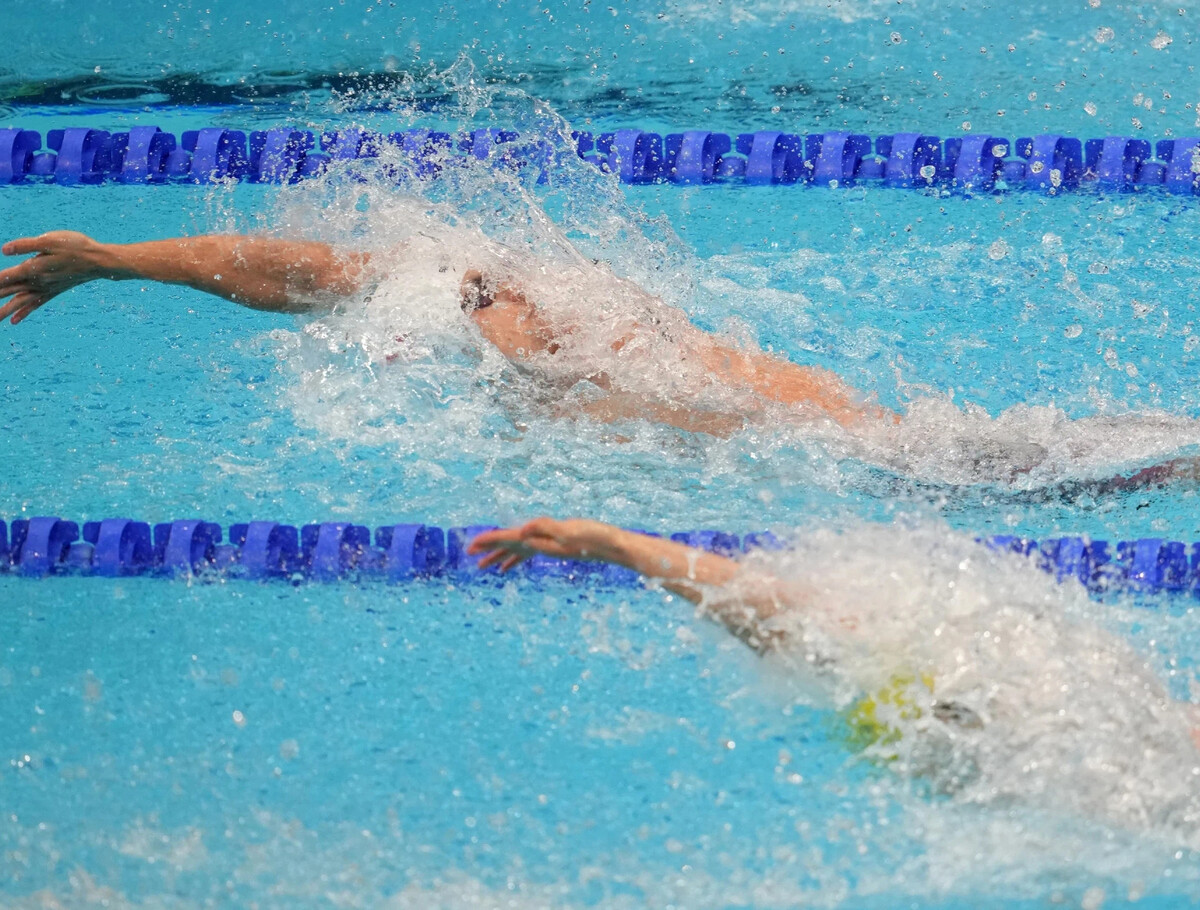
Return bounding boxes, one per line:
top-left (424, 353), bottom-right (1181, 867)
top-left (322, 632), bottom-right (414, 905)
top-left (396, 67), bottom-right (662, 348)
top-left (592, 525), bottom-right (791, 650)
top-left (598, 525), bottom-right (742, 602)
top-left (101, 235), bottom-right (370, 312)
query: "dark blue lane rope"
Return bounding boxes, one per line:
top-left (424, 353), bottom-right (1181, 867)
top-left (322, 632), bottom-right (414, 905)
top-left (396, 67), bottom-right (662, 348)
top-left (0, 516), bottom-right (1194, 595)
top-left (1, 125), bottom-right (1198, 194)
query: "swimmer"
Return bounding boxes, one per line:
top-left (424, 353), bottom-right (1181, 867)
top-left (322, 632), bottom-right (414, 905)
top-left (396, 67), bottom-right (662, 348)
top-left (468, 517), bottom-right (1200, 832)
top-left (0, 230), bottom-right (891, 438)
top-left (2, 229), bottom-right (1199, 487)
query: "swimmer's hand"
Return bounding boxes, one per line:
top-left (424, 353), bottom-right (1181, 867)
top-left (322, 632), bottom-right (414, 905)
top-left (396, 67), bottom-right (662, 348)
top-left (0, 231), bottom-right (118, 324)
top-left (1, 231), bottom-right (369, 321)
top-left (468, 518), bottom-right (622, 573)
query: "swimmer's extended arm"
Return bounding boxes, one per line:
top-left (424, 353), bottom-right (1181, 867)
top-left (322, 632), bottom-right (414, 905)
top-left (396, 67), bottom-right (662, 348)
top-left (0, 230), bottom-right (369, 324)
top-left (469, 518), bottom-right (796, 651)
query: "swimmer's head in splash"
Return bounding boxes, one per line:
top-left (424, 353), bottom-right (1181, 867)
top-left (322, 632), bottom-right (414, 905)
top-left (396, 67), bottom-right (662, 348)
top-left (841, 672), bottom-right (983, 762)
top-left (459, 270), bottom-right (496, 314)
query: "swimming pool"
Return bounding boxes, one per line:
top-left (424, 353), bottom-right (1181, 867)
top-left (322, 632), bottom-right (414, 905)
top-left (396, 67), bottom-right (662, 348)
top-left (3, 1), bottom-right (1200, 907)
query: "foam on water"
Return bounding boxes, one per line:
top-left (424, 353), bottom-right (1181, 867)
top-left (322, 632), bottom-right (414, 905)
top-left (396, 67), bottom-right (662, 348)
top-left (726, 521), bottom-right (1200, 842)
top-left (262, 144), bottom-right (1200, 502)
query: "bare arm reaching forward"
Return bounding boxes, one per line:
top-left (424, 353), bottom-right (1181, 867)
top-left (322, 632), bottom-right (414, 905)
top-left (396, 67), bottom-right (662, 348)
top-left (468, 518), bottom-right (804, 652)
top-left (0, 231), bottom-right (370, 324)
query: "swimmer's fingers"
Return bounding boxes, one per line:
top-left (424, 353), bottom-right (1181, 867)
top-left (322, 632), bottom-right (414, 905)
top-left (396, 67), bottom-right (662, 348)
top-left (468, 527), bottom-right (524, 555)
top-left (0, 256), bottom-right (47, 293)
top-left (1, 235), bottom-right (55, 257)
top-left (473, 545), bottom-right (522, 571)
top-left (0, 291), bottom-right (50, 325)
top-left (470, 522), bottom-right (569, 567)
top-left (0, 253), bottom-right (71, 297)
top-left (1, 231), bottom-right (92, 258)
top-left (468, 528), bottom-right (533, 570)
top-left (474, 548), bottom-right (530, 573)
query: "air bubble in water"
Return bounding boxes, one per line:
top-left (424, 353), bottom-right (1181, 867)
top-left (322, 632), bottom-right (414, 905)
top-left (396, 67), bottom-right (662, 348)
top-left (1064, 324), bottom-right (1083, 338)
top-left (1150, 31), bottom-right (1173, 49)
top-left (1094, 26), bottom-right (1115, 43)
top-left (987, 240), bottom-right (1010, 260)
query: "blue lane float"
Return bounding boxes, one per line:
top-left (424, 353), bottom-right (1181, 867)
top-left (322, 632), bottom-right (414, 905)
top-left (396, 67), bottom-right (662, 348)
top-left (2, 124), bottom-right (1199, 194)
top-left (2, 514), bottom-right (1200, 595)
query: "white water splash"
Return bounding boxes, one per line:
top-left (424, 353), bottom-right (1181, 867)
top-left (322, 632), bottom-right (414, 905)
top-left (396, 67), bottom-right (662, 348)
top-left (732, 520), bottom-right (1200, 840)
top-left (254, 133), bottom-right (1200, 497)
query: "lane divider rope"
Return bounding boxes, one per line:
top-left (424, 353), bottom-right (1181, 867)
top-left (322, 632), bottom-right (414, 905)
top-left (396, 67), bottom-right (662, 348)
top-left (0, 126), bottom-right (1197, 193)
top-left (0, 516), bottom-right (1193, 594)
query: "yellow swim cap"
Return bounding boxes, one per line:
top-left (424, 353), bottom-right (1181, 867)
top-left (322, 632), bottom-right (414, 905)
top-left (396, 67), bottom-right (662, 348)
top-left (842, 672), bottom-right (935, 757)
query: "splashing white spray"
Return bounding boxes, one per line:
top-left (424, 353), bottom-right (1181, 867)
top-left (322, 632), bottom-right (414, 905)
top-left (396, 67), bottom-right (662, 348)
top-left (731, 520), bottom-right (1200, 843)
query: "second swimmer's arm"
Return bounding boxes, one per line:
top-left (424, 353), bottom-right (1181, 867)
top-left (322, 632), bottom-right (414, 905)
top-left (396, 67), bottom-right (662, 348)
top-left (0, 231), bottom-right (370, 324)
top-left (469, 518), bottom-right (797, 651)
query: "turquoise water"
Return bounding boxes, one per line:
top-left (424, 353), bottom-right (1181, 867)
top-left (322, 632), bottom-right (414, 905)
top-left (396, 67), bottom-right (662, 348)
top-left (4, 2), bottom-right (1200, 908)
top-left (3, 0), bottom-right (1199, 141)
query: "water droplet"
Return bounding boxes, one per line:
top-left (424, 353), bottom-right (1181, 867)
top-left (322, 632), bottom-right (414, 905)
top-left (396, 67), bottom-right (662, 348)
top-left (1095, 26), bottom-right (1115, 43)
top-left (1064, 324), bottom-right (1083, 339)
top-left (1150, 31), bottom-right (1173, 49)
top-left (988, 240), bottom-right (1010, 261)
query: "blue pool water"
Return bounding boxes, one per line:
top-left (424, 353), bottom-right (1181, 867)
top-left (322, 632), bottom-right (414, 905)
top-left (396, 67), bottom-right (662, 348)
top-left (4, 2), bottom-right (1200, 907)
